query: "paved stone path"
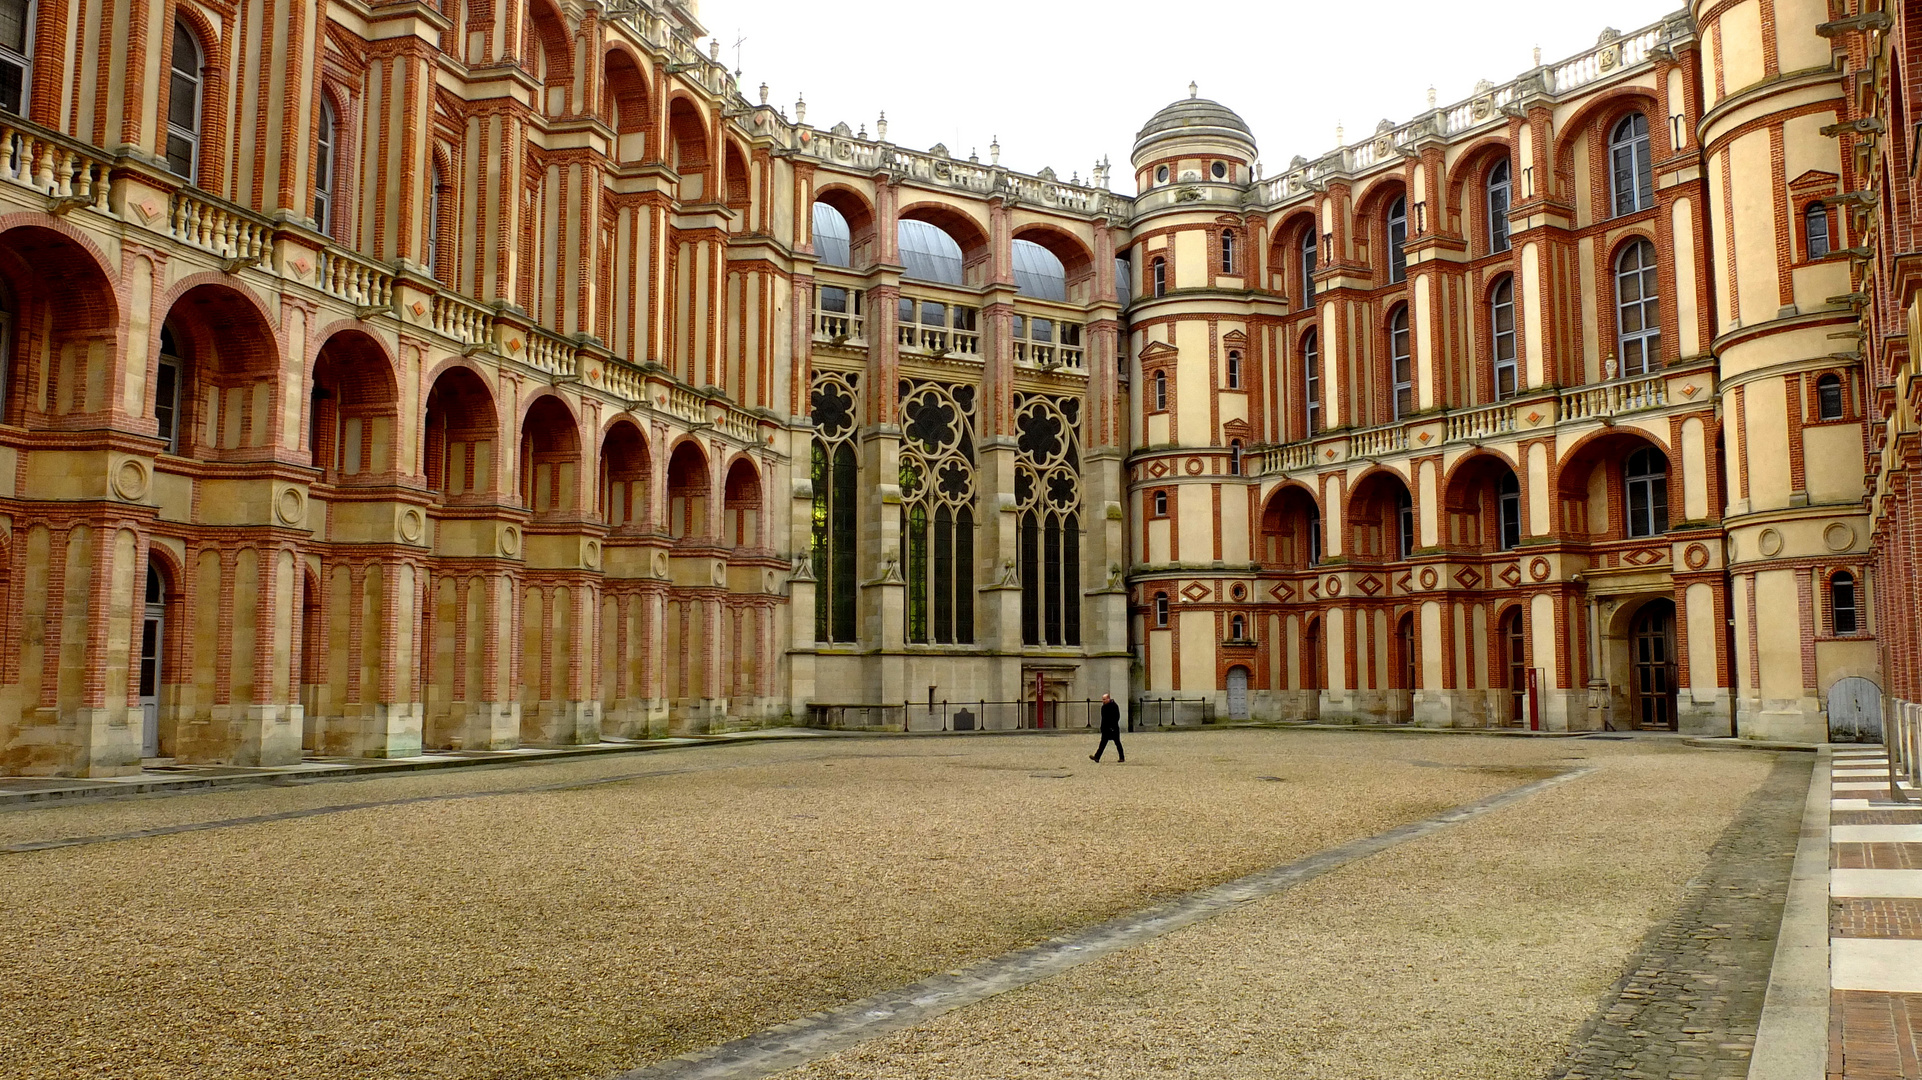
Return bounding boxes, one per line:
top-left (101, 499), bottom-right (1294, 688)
top-left (1550, 754), bottom-right (1811, 1080)
top-left (616, 766), bottom-right (1594, 1080)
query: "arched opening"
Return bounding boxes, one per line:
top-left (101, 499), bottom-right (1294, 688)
top-left (138, 559), bottom-right (172, 758)
top-left (665, 440), bottom-right (710, 540)
top-left (1556, 432), bottom-right (1670, 541)
top-left (309, 329), bottom-right (399, 482)
top-left (526, 0), bottom-right (573, 116)
top-left (1011, 226), bottom-right (1097, 304)
top-left (667, 98), bottom-right (710, 201)
top-left (314, 95), bottom-right (337, 235)
top-left (602, 49), bottom-right (651, 162)
top-left (1486, 158), bottom-right (1512, 253)
top-left (898, 205), bottom-right (990, 287)
top-left (1012, 239), bottom-right (1067, 301)
top-left (519, 395), bottom-right (581, 516)
top-left (422, 366), bottom-right (498, 499)
top-left (1260, 485), bottom-right (1321, 568)
top-left (723, 141), bottom-right (750, 211)
top-left (1442, 454), bottom-right (1521, 552)
top-left (1609, 112), bottom-right (1653, 216)
top-left (159, 284), bottom-right (281, 461)
top-left (599, 420), bottom-right (650, 529)
top-left (1386, 194), bottom-right (1408, 283)
top-left (0, 225), bottom-right (119, 427)
top-left (1348, 471), bottom-right (1414, 561)
top-left (811, 189), bottom-right (876, 268)
top-left (723, 457), bottom-right (762, 548)
top-left (1499, 606), bottom-right (1527, 725)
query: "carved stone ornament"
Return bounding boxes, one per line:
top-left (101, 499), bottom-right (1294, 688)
top-left (790, 549), bottom-right (816, 581)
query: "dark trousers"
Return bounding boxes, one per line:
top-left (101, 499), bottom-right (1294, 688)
top-left (1093, 730), bottom-right (1124, 762)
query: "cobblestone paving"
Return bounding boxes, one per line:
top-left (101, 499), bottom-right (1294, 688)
top-left (1832, 899), bottom-right (1922, 939)
top-left (1551, 755), bottom-right (1809, 1080)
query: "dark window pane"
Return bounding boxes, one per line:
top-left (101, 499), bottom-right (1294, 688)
top-left (955, 507), bottom-right (974, 643)
top-left (1063, 515), bottom-right (1080, 646)
top-left (1043, 517), bottom-right (1061, 645)
top-left (1020, 513), bottom-right (1039, 644)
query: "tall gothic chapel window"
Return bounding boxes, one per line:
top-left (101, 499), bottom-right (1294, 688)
top-left (1016, 394), bottom-right (1081, 647)
top-left (899, 381), bottom-right (976, 645)
top-left (810, 372), bottom-right (859, 643)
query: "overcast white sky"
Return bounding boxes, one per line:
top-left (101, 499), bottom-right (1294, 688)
top-left (699, 0), bottom-right (1683, 189)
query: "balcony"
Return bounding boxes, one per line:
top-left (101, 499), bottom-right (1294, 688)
top-left (896, 297), bottom-right (980, 358)
top-left (1247, 371), bottom-right (1687, 479)
top-left (813, 284), bottom-right (865, 346)
top-left (1012, 313), bottom-right (1084, 369)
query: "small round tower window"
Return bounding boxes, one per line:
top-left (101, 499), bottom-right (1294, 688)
top-left (1212, 161), bottom-right (1227, 179)
top-left (1230, 584), bottom-right (1247, 601)
top-left (1156, 164), bottom-right (1169, 184)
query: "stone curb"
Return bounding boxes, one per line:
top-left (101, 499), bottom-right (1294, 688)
top-left (1747, 745), bottom-right (1831, 1080)
top-left (1684, 736), bottom-right (1823, 753)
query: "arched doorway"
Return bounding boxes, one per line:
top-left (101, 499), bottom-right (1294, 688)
top-left (1828, 677), bottom-right (1884, 742)
top-left (1500, 607), bottom-right (1526, 726)
top-left (1226, 666), bottom-right (1250, 720)
top-left (138, 563), bottom-right (168, 758)
top-left (1630, 599), bottom-right (1677, 730)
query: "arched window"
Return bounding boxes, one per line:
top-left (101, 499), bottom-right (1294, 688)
top-left (1230, 614), bottom-right (1246, 640)
top-left (1151, 257), bottom-right (1166, 297)
top-left (1303, 329), bottom-right (1320, 436)
top-left (1831, 572), bottom-right (1859, 634)
top-left (1300, 229), bottom-right (1317, 303)
top-left (1396, 490), bottom-right (1414, 559)
top-left (314, 98), bottom-right (337, 234)
top-left (1616, 240), bottom-right (1661, 375)
top-left (1220, 229), bottom-right (1236, 274)
top-left (1229, 440), bottom-right (1243, 476)
top-left (1153, 490), bottom-right (1167, 516)
top-left (1152, 370), bottom-right (1167, 412)
top-left (812, 202), bottom-right (852, 268)
top-left (427, 159), bottom-right (445, 279)
top-left (1491, 276), bottom-right (1517, 400)
top-left (155, 326), bottom-right (184, 453)
top-left (1013, 239), bottom-right (1068, 302)
top-left (1387, 195), bottom-right (1408, 283)
top-left (1817, 373), bottom-right (1845, 420)
top-left (1154, 592), bottom-right (1169, 627)
top-left (1498, 471), bottom-right (1521, 550)
top-left (1390, 306), bottom-right (1413, 420)
top-left (1226, 349), bottom-right (1242, 389)
top-left (1487, 159), bottom-right (1512, 253)
top-left (1610, 113), bottom-right (1653, 216)
top-left (811, 440), bottom-right (859, 642)
top-left (1624, 447), bottom-right (1668, 538)
top-left (898, 220), bottom-right (965, 285)
top-left (1806, 202), bottom-right (1832, 259)
top-left (166, 21), bottom-right (204, 180)
top-left (0, 0), bottom-right (33, 115)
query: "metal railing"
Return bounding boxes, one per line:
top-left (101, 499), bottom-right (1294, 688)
top-left (1132, 697), bottom-right (1218, 729)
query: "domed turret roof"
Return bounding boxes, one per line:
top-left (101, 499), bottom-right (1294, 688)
top-left (1132, 88), bottom-right (1256, 165)
top-left (1135, 96), bottom-right (1252, 143)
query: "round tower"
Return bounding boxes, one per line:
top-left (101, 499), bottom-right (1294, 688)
top-left (1125, 90), bottom-right (1277, 718)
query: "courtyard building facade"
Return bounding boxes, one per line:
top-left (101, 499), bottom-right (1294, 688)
top-left (0, 0), bottom-right (1898, 775)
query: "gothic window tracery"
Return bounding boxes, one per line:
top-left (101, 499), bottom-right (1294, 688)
top-left (810, 371), bottom-right (860, 643)
top-left (898, 380), bottom-right (976, 645)
top-left (1015, 393), bottom-right (1082, 647)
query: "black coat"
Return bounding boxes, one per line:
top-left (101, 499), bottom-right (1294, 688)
top-left (1099, 699), bottom-right (1121, 733)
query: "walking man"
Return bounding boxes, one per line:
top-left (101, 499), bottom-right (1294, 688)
top-left (1091, 693), bottom-right (1124, 763)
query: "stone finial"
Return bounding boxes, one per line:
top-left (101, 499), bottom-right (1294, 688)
top-left (969, 148), bottom-right (979, 163)
top-left (857, 123), bottom-right (867, 139)
top-left (1336, 121), bottom-right (1344, 145)
top-left (990, 136), bottom-right (1000, 165)
top-left (709, 38), bottom-right (719, 59)
top-left (877, 112), bottom-right (888, 141)
top-left (1188, 81), bottom-right (1198, 99)
top-left (795, 94), bottom-right (807, 124)
top-left (1533, 45), bottom-right (1542, 66)
top-left (1427, 86), bottom-right (1437, 108)
top-left (758, 82), bottom-right (768, 105)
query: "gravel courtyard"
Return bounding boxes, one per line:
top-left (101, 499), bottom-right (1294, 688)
top-left (0, 731), bottom-right (1784, 1080)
